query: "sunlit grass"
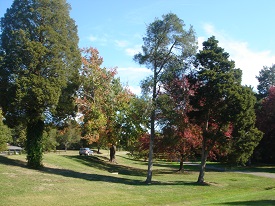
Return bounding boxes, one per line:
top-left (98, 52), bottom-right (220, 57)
top-left (0, 150), bottom-right (274, 206)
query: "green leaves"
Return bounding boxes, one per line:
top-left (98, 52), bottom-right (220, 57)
top-left (256, 64), bottom-right (275, 98)
top-left (0, 109), bottom-right (12, 151)
top-left (79, 47), bottom-right (133, 147)
top-left (134, 13), bottom-right (197, 183)
top-left (0, 0), bottom-right (81, 123)
top-left (0, 0), bottom-right (81, 167)
top-left (193, 36), bottom-right (262, 167)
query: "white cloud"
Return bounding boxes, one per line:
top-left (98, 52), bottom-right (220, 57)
top-left (128, 85), bottom-right (142, 95)
top-left (200, 23), bottom-right (275, 90)
top-left (116, 66), bottom-right (152, 94)
top-left (88, 35), bottom-right (97, 42)
top-left (115, 40), bottom-right (129, 48)
top-left (88, 34), bottom-right (108, 46)
top-left (125, 45), bottom-right (142, 56)
top-left (197, 36), bottom-right (205, 51)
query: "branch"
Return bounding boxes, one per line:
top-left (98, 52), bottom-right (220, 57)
top-left (156, 40), bottom-right (177, 76)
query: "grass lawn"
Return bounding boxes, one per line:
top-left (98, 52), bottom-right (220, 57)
top-left (0, 150), bottom-right (275, 206)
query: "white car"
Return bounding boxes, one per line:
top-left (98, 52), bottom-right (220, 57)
top-left (79, 148), bottom-right (93, 156)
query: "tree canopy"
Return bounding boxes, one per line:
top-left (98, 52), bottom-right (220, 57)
top-left (192, 36), bottom-right (262, 183)
top-left (78, 47), bottom-right (134, 153)
top-left (255, 86), bottom-right (275, 163)
top-left (0, 0), bottom-right (81, 168)
top-left (256, 65), bottom-right (275, 98)
top-left (134, 13), bottom-right (197, 183)
top-left (0, 4), bottom-right (271, 184)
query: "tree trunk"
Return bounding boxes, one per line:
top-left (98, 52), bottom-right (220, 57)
top-left (178, 153), bottom-right (184, 171)
top-left (145, 68), bottom-right (157, 184)
top-left (26, 119), bottom-right (44, 168)
top-left (145, 114), bottom-right (155, 183)
top-left (197, 137), bottom-right (209, 183)
top-left (197, 153), bottom-right (207, 183)
top-left (110, 144), bottom-right (116, 162)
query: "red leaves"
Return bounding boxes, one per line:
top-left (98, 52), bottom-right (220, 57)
top-left (257, 86), bottom-right (275, 132)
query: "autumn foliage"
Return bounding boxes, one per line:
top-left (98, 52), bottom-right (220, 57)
top-left (255, 86), bottom-right (275, 163)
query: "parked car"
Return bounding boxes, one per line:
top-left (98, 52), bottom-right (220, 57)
top-left (79, 148), bottom-right (93, 156)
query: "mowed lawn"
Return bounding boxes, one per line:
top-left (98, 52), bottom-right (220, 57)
top-left (0, 151), bottom-right (275, 206)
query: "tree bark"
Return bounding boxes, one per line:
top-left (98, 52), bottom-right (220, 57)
top-left (197, 137), bottom-right (209, 183)
top-left (110, 144), bottom-right (116, 162)
top-left (197, 152), bottom-right (208, 183)
top-left (145, 68), bottom-right (157, 184)
top-left (145, 111), bottom-right (155, 183)
top-left (178, 153), bottom-right (184, 171)
top-left (26, 119), bottom-right (44, 168)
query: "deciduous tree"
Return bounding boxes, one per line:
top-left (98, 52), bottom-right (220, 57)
top-left (255, 86), bottom-right (275, 163)
top-left (57, 120), bottom-right (81, 151)
top-left (78, 47), bottom-right (133, 152)
top-left (157, 75), bottom-right (201, 171)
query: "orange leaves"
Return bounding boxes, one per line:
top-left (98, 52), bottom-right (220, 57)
top-left (80, 47), bottom-right (103, 67)
top-left (78, 47), bottom-right (134, 147)
top-left (82, 133), bottom-right (100, 144)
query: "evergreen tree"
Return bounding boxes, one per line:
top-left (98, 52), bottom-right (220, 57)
top-left (192, 36), bottom-right (262, 183)
top-left (134, 13), bottom-right (197, 183)
top-left (256, 65), bottom-right (275, 98)
top-left (0, 0), bottom-right (81, 168)
top-left (227, 86), bottom-right (263, 165)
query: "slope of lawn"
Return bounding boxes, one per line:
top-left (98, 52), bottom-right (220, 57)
top-left (0, 150), bottom-right (274, 206)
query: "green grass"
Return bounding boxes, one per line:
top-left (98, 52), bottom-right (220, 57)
top-left (0, 151), bottom-right (275, 206)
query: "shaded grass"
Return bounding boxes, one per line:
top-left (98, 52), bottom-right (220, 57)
top-left (0, 151), bottom-right (275, 206)
top-left (205, 162), bottom-right (275, 173)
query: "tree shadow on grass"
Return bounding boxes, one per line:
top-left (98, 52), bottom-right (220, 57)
top-left (65, 155), bottom-right (148, 177)
top-left (0, 155), bottom-right (27, 167)
top-left (219, 200), bottom-right (275, 205)
top-left (118, 155), bottom-right (200, 173)
top-left (0, 155), bottom-right (205, 186)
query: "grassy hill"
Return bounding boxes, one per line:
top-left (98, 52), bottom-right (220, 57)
top-left (0, 150), bottom-right (274, 205)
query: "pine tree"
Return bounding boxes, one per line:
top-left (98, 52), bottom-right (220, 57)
top-left (192, 36), bottom-right (262, 183)
top-left (134, 13), bottom-right (197, 183)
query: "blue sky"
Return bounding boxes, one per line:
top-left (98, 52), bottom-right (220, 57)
top-left (1, 0), bottom-right (275, 94)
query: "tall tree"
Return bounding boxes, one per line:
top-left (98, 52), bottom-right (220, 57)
top-left (134, 13), bottom-right (197, 183)
top-left (78, 47), bottom-right (132, 152)
top-left (192, 36), bottom-right (262, 183)
top-left (0, 0), bottom-right (81, 168)
top-left (256, 65), bottom-right (275, 98)
top-left (255, 86), bottom-right (275, 163)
